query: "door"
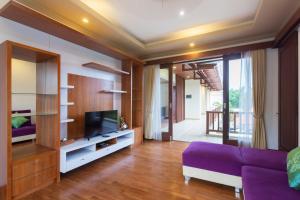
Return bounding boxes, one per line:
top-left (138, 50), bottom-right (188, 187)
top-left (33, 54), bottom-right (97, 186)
top-left (176, 75), bottom-right (185, 123)
top-left (279, 31), bottom-right (298, 151)
top-left (160, 64), bottom-right (173, 141)
top-left (223, 54), bottom-right (241, 145)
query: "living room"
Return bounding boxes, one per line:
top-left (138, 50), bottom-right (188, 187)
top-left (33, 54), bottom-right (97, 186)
top-left (0, 0), bottom-right (300, 200)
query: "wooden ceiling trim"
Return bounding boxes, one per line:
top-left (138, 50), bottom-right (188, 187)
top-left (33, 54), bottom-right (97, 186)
top-left (146, 41), bottom-right (273, 65)
top-left (0, 1), bottom-right (143, 64)
top-left (273, 7), bottom-right (300, 47)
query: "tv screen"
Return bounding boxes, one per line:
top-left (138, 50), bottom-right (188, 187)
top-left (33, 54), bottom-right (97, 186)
top-left (85, 110), bottom-right (118, 139)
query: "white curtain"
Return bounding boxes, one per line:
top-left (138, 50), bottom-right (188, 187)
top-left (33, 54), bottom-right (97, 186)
top-left (238, 52), bottom-right (253, 146)
top-left (144, 65), bottom-right (162, 140)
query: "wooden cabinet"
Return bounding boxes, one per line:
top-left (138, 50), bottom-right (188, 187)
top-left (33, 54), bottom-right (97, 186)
top-left (0, 41), bottom-right (60, 200)
top-left (12, 167), bottom-right (56, 198)
top-left (13, 149), bottom-right (56, 180)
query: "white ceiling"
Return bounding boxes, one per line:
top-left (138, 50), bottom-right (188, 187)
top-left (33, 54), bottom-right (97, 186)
top-left (12, 0), bottom-right (300, 60)
top-left (80, 0), bottom-right (260, 42)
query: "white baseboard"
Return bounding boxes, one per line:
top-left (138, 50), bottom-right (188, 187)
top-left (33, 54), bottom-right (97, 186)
top-left (183, 165), bottom-right (242, 189)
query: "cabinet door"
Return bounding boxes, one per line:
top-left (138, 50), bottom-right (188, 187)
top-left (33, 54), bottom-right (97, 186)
top-left (279, 31), bottom-right (298, 151)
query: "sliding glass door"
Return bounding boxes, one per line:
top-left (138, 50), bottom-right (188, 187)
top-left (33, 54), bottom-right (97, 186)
top-left (160, 64), bottom-right (173, 141)
top-left (223, 53), bottom-right (254, 146)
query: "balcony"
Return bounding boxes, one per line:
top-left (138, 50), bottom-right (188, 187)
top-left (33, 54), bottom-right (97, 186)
top-left (206, 111), bottom-right (253, 135)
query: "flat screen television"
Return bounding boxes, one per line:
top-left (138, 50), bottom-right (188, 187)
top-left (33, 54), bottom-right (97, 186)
top-left (84, 110), bottom-right (118, 139)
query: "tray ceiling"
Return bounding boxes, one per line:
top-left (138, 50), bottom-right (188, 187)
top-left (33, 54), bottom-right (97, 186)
top-left (12, 0), bottom-right (300, 59)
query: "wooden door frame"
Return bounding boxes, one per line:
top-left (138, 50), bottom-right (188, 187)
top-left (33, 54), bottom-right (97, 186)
top-left (160, 64), bottom-right (173, 141)
top-left (223, 53), bottom-right (241, 145)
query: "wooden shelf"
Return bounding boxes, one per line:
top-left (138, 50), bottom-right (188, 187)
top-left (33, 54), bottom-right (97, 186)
top-left (100, 90), bottom-right (127, 94)
top-left (60, 102), bottom-right (74, 106)
top-left (13, 144), bottom-right (55, 162)
top-left (60, 85), bottom-right (74, 89)
top-left (60, 119), bottom-right (75, 123)
top-left (82, 62), bottom-right (130, 75)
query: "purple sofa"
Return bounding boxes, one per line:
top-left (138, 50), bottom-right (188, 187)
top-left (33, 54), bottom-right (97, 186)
top-left (182, 142), bottom-right (300, 200)
top-left (12, 110), bottom-right (36, 142)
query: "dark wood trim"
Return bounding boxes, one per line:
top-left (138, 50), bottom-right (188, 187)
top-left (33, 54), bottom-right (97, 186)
top-left (145, 41), bottom-right (273, 65)
top-left (0, 1), bottom-right (143, 64)
top-left (169, 64), bottom-right (173, 140)
top-left (273, 7), bottom-right (300, 47)
top-left (222, 53), bottom-right (241, 145)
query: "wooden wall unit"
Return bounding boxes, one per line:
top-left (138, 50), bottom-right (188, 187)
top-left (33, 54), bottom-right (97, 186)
top-left (279, 31), bottom-right (299, 151)
top-left (0, 41), bottom-right (12, 200)
top-left (120, 60), bottom-right (144, 145)
top-left (132, 63), bottom-right (144, 145)
top-left (68, 62), bottom-right (144, 145)
top-left (0, 41), bottom-right (60, 200)
top-left (121, 60), bottom-right (133, 129)
top-left (67, 74), bottom-right (114, 139)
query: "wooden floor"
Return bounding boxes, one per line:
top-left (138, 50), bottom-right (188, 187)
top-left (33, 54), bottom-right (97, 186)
top-left (21, 141), bottom-right (242, 200)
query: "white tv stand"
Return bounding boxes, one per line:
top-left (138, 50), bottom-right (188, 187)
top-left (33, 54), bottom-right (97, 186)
top-left (60, 130), bottom-right (134, 173)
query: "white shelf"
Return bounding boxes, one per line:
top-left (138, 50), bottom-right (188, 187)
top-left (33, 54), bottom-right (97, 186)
top-left (66, 148), bottom-right (93, 162)
top-left (60, 119), bottom-right (75, 123)
top-left (60, 130), bottom-right (134, 173)
top-left (60, 85), bottom-right (74, 89)
top-left (12, 112), bottom-right (58, 117)
top-left (60, 102), bottom-right (75, 106)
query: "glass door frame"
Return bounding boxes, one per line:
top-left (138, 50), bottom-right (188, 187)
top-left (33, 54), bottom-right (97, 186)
top-left (223, 53), bottom-right (241, 145)
top-left (160, 64), bottom-right (173, 141)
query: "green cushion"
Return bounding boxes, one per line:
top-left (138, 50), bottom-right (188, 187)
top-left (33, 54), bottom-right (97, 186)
top-left (12, 116), bottom-right (29, 129)
top-left (287, 147), bottom-right (300, 190)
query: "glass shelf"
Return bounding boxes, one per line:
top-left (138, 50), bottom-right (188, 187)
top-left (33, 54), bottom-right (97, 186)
top-left (12, 112), bottom-right (58, 117)
top-left (12, 92), bottom-right (57, 95)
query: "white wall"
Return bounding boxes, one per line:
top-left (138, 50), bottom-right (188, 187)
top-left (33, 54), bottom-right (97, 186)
top-left (200, 85), bottom-right (208, 134)
top-left (11, 59), bottom-right (36, 115)
top-left (185, 80), bottom-right (201, 119)
top-left (265, 48), bottom-right (279, 150)
top-left (0, 17), bottom-right (122, 139)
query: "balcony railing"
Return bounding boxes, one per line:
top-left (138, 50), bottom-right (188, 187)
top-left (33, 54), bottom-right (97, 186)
top-left (206, 111), bottom-right (252, 135)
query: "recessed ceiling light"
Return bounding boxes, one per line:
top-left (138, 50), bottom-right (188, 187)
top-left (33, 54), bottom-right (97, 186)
top-left (82, 18), bottom-right (89, 23)
top-left (189, 42), bottom-right (195, 47)
top-left (179, 10), bottom-right (185, 16)
top-left (173, 66), bottom-right (177, 69)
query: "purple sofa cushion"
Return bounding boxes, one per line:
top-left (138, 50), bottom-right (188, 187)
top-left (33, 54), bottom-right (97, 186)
top-left (12, 125), bottom-right (36, 137)
top-left (182, 142), bottom-right (243, 176)
top-left (242, 166), bottom-right (300, 200)
top-left (12, 109), bottom-right (32, 126)
top-left (241, 147), bottom-right (287, 171)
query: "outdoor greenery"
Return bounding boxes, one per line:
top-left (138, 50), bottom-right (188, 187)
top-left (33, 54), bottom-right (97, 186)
top-left (229, 89), bottom-right (240, 109)
top-left (211, 89), bottom-right (241, 111)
